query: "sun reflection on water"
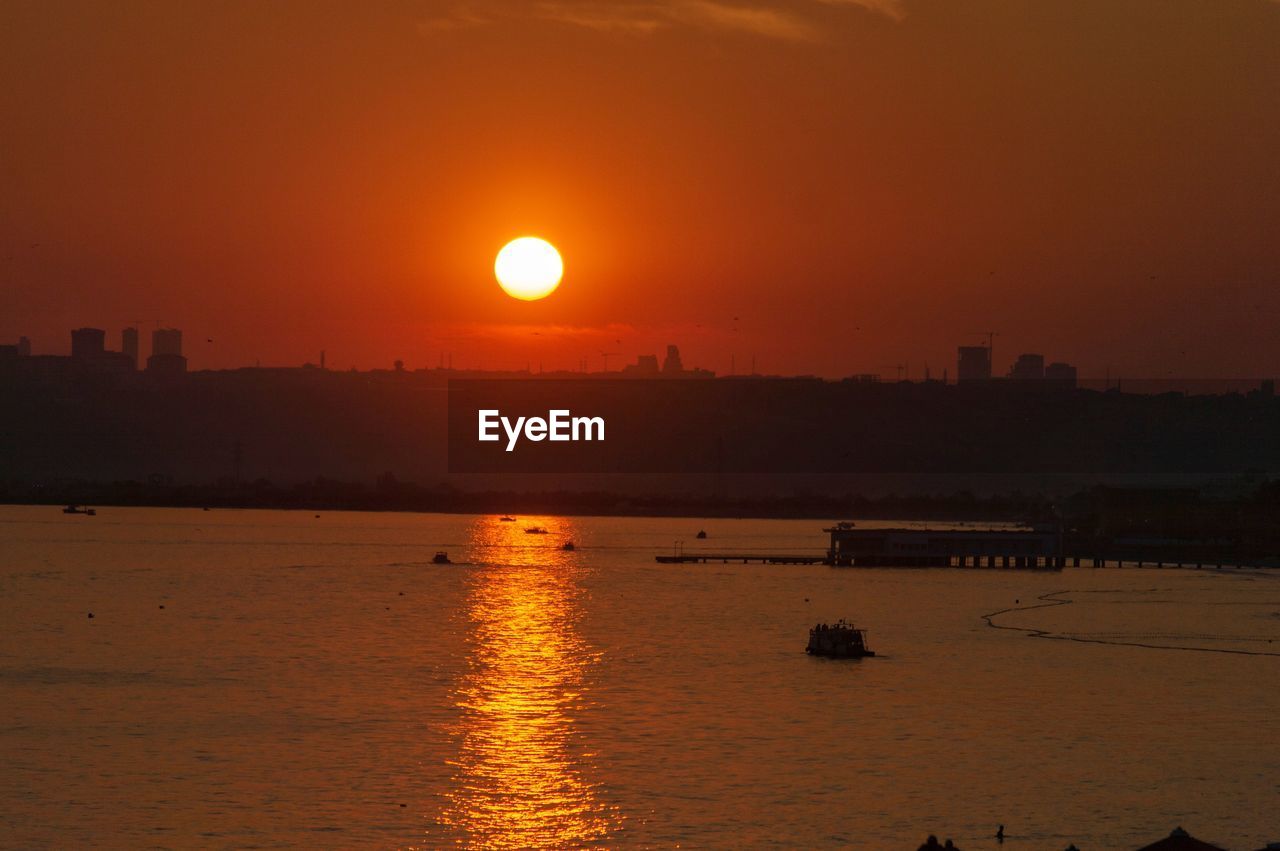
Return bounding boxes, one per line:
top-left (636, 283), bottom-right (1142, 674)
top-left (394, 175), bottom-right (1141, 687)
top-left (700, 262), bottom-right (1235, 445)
top-left (438, 516), bottom-right (617, 848)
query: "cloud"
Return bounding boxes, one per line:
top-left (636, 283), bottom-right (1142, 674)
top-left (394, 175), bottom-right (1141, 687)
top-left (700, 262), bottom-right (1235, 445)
top-left (814, 0), bottom-right (905, 23)
top-left (679, 1), bottom-right (822, 41)
top-left (533, 1), bottom-right (821, 41)
top-left (439, 321), bottom-right (641, 345)
top-left (416, 5), bottom-right (491, 34)
top-left (534, 3), bottom-right (668, 34)
top-left (418, 1), bottom-right (905, 43)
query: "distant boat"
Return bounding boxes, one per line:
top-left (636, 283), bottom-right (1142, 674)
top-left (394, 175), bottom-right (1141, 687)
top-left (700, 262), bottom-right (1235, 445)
top-left (62, 505), bottom-right (96, 516)
top-left (499, 516), bottom-right (516, 522)
top-left (432, 551), bottom-right (452, 564)
top-left (525, 527), bottom-right (548, 535)
top-left (696, 530), bottom-right (707, 539)
top-left (562, 541), bottom-right (576, 551)
top-left (806, 620), bottom-right (875, 658)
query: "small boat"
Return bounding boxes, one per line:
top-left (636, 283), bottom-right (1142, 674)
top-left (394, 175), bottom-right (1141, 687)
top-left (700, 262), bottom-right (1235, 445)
top-left (499, 516), bottom-right (516, 522)
top-left (806, 619), bottom-right (875, 658)
top-left (696, 530), bottom-right (707, 539)
top-left (525, 527), bottom-right (548, 535)
top-left (562, 541), bottom-right (576, 551)
top-left (62, 505), bottom-right (96, 516)
top-left (432, 551), bottom-right (452, 564)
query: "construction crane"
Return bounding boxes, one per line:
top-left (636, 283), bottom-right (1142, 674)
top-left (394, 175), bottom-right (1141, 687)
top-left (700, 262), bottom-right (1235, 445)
top-left (600, 351), bottom-right (620, 372)
top-left (881, 363), bottom-right (908, 382)
top-left (124, 319), bottom-right (162, 330)
top-left (968, 331), bottom-right (999, 373)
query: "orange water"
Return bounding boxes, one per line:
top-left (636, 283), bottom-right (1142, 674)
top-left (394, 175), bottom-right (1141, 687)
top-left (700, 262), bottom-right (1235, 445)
top-left (1, 506), bottom-right (1276, 849)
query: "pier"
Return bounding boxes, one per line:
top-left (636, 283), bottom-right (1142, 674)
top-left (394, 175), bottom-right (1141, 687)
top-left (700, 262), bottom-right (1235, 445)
top-left (653, 525), bottom-right (1278, 570)
top-left (655, 552), bottom-right (827, 564)
top-left (825, 524), bottom-right (1064, 569)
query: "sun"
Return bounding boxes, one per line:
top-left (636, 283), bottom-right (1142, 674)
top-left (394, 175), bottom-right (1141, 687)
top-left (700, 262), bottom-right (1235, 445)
top-left (494, 237), bottom-right (563, 301)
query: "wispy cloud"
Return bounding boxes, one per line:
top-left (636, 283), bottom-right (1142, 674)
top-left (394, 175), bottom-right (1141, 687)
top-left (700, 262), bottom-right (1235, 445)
top-left (679, 1), bottom-right (822, 42)
top-left (535, 2), bottom-right (668, 34)
top-left (419, 0), bottom-right (903, 44)
top-left (534, 1), bottom-right (820, 42)
top-left (814, 0), bottom-right (905, 23)
top-left (417, 5), bottom-right (491, 34)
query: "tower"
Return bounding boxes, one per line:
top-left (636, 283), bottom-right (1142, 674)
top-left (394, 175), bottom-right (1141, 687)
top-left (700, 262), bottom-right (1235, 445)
top-left (662, 344), bottom-right (684, 375)
top-left (147, 328), bottom-right (187, 374)
top-left (957, 346), bottom-right (991, 382)
top-left (122, 327), bottom-right (139, 370)
top-left (71, 327), bottom-right (106, 360)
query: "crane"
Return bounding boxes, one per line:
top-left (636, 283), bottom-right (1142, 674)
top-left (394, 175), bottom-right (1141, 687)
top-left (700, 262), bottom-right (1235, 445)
top-left (600, 352), bottom-right (620, 372)
top-left (967, 331), bottom-right (999, 373)
top-left (881, 363), bottom-right (908, 382)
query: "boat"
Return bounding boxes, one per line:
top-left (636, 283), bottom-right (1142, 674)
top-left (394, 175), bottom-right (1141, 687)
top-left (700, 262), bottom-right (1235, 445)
top-left (499, 516), bottom-right (516, 522)
top-left (525, 527), bottom-right (548, 535)
top-left (806, 619), bottom-right (875, 658)
top-left (432, 551), bottom-right (452, 564)
top-left (561, 541), bottom-right (576, 551)
top-left (696, 530), bottom-right (707, 539)
top-left (62, 505), bottom-right (96, 516)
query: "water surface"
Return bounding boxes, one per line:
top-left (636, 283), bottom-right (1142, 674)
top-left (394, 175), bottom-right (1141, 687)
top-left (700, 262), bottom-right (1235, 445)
top-left (1, 506), bottom-right (1276, 848)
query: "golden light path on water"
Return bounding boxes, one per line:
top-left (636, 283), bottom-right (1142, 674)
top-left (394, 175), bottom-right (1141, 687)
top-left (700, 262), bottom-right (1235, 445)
top-left (436, 516), bottom-right (618, 848)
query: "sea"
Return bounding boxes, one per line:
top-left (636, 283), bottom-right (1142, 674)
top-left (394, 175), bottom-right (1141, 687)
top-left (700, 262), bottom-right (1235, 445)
top-left (1, 506), bottom-right (1277, 850)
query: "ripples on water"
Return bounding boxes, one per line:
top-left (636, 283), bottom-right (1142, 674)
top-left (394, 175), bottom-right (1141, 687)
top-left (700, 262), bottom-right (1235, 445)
top-left (1, 507), bottom-right (1277, 849)
top-left (436, 517), bottom-right (618, 847)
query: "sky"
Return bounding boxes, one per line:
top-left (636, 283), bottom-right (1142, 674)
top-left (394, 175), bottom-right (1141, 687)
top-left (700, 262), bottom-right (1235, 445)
top-left (2, 0), bottom-right (1278, 379)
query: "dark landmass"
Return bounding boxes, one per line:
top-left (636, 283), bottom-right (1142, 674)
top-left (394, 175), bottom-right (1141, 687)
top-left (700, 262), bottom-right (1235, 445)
top-left (3, 365), bottom-right (1279, 490)
top-left (1, 476), bottom-right (1062, 520)
top-left (7, 475), bottom-right (1280, 561)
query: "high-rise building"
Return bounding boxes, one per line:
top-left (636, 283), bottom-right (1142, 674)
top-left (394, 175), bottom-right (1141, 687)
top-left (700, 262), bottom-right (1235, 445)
top-left (957, 346), bottom-right (991, 382)
top-left (662, 344), bottom-right (684, 375)
top-left (622, 354), bottom-right (660, 376)
top-left (69, 327), bottom-right (133, 373)
top-left (71, 327), bottom-right (106, 360)
top-left (122, 327), bottom-right (139, 370)
top-left (152, 328), bottom-right (182, 357)
top-left (1045, 362), bottom-right (1077, 388)
top-left (1009, 353), bottom-right (1045, 380)
top-left (147, 328), bottom-right (187, 374)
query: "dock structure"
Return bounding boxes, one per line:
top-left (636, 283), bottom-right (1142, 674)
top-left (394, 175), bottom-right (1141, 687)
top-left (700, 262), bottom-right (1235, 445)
top-left (825, 524), bottom-right (1064, 569)
top-left (653, 526), bottom-right (1277, 570)
top-left (655, 552), bottom-right (827, 564)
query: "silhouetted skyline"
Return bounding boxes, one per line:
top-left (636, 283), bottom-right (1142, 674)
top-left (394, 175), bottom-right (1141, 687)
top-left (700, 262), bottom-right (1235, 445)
top-left (3, 2), bottom-right (1278, 379)
top-left (11, 322), bottom-right (1280, 393)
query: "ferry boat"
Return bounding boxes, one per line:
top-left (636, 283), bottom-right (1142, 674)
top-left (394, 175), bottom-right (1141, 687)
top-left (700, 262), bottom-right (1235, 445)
top-left (62, 505), bottom-right (96, 516)
top-left (561, 541), bottom-right (576, 551)
top-left (499, 516), bottom-right (516, 522)
top-left (432, 551), bottom-right (452, 564)
top-left (525, 527), bottom-right (548, 535)
top-left (806, 620), bottom-right (875, 658)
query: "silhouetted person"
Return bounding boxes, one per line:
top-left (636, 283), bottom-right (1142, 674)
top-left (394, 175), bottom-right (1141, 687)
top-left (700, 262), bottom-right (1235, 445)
top-left (944, 840), bottom-right (959, 850)
top-left (917, 837), bottom-right (942, 851)
top-left (996, 824), bottom-right (1005, 842)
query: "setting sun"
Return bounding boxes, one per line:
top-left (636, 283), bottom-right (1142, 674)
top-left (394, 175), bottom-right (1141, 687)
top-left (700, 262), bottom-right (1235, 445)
top-left (494, 237), bottom-right (563, 301)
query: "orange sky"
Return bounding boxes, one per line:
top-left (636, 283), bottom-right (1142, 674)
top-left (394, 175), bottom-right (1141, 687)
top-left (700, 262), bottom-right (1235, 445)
top-left (2, 0), bottom-right (1278, 378)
